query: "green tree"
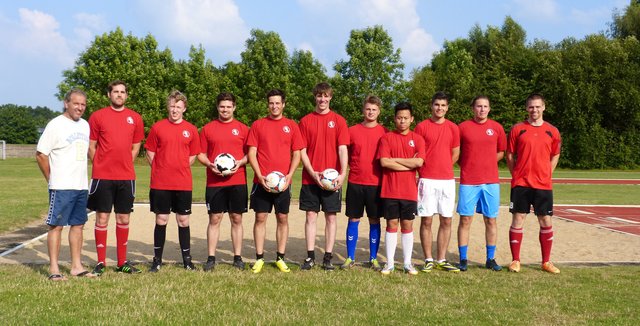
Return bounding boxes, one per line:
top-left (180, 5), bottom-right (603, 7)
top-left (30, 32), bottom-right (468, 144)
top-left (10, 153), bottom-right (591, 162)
top-left (609, 0), bottom-right (640, 39)
top-left (57, 27), bottom-right (175, 132)
top-left (288, 50), bottom-right (328, 121)
top-left (0, 105), bottom-right (40, 144)
top-left (332, 25), bottom-right (406, 127)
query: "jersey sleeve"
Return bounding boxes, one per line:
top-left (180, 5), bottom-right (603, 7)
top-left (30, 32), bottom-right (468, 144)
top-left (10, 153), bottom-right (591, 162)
top-left (88, 113), bottom-right (100, 141)
top-left (450, 123), bottom-right (460, 148)
top-left (133, 113), bottom-right (145, 143)
top-left (36, 122), bottom-right (55, 155)
top-left (337, 115), bottom-right (350, 146)
top-left (246, 121), bottom-right (259, 148)
top-left (189, 125), bottom-right (201, 156)
top-left (144, 124), bottom-right (158, 152)
top-left (291, 123), bottom-right (305, 151)
top-left (414, 133), bottom-right (427, 160)
top-left (377, 135), bottom-right (390, 159)
top-left (497, 123), bottom-right (507, 152)
top-left (551, 126), bottom-right (561, 156)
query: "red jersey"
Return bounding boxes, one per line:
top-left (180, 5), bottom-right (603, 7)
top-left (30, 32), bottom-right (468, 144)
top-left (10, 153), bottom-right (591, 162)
top-left (458, 119), bottom-right (506, 185)
top-left (145, 119), bottom-right (200, 191)
top-left (377, 131), bottom-right (426, 201)
top-left (298, 110), bottom-right (350, 185)
top-left (246, 116), bottom-right (305, 184)
top-left (348, 123), bottom-right (387, 186)
top-left (415, 119), bottom-right (460, 180)
top-left (89, 107), bottom-right (144, 180)
top-left (507, 121), bottom-right (561, 190)
top-left (200, 119), bottom-right (249, 187)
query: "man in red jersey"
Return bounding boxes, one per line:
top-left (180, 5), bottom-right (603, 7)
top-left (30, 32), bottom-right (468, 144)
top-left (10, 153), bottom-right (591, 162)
top-left (340, 95), bottom-right (387, 271)
top-left (145, 91), bottom-right (200, 272)
top-left (506, 93), bottom-right (562, 274)
top-left (456, 96), bottom-right (506, 272)
top-left (247, 89), bottom-right (304, 274)
top-left (88, 80), bottom-right (144, 275)
top-left (198, 92), bottom-right (249, 271)
top-left (298, 82), bottom-right (350, 271)
top-left (377, 102), bottom-right (425, 275)
top-left (415, 91), bottom-right (461, 273)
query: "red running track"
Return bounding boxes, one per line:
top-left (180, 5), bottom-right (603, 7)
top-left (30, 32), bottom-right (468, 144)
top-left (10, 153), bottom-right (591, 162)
top-left (554, 205), bottom-right (640, 236)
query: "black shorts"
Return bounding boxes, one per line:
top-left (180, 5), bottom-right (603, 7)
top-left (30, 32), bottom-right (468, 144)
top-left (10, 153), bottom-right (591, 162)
top-left (383, 199), bottom-right (417, 220)
top-left (205, 185), bottom-right (248, 214)
top-left (149, 189), bottom-right (192, 215)
top-left (345, 183), bottom-right (382, 219)
top-left (250, 184), bottom-right (291, 214)
top-left (299, 184), bottom-right (342, 213)
top-left (87, 179), bottom-right (135, 214)
top-left (509, 186), bottom-right (554, 216)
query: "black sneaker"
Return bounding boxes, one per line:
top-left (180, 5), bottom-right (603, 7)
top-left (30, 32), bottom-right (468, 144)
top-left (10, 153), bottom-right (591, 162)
top-left (232, 259), bottom-right (245, 270)
top-left (183, 256), bottom-right (196, 271)
top-left (149, 257), bottom-right (162, 273)
top-left (458, 259), bottom-right (468, 272)
top-left (203, 258), bottom-right (216, 272)
top-left (301, 258), bottom-right (315, 270)
top-left (485, 259), bottom-right (502, 271)
top-left (322, 259), bottom-right (335, 271)
top-left (116, 261), bottom-right (141, 274)
top-left (91, 262), bottom-right (105, 276)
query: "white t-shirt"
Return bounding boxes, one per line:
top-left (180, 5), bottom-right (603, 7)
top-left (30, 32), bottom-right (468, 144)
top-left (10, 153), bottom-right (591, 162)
top-left (36, 114), bottom-right (90, 190)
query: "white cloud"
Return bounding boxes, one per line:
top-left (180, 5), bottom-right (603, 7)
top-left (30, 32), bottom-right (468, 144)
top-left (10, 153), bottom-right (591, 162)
top-left (513, 0), bottom-right (559, 21)
top-left (569, 7), bottom-right (610, 25)
top-left (402, 28), bottom-right (439, 65)
top-left (136, 0), bottom-right (249, 60)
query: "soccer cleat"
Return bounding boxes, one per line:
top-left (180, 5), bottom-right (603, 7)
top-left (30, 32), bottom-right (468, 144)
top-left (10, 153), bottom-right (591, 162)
top-left (183, 256), bottom-right (196, 271)
top-left (91, 262), bottom-right (106, 276)
top-left (420, 260), bottom-right (435, 273)
top-left (370, 259), bottom-right (382, 272)
top-left (340, 258), bottom-right (355, 269)
top-left (403, 264), bottom-right (419, 275)
top-left (508, 260), bottom-right (521, 273)
top-left (149, 257), bottom-right (162, 273)
top-left (116, 261), bottom-right (142, 274)
top-left (275, 258), bottom-right (291, 273)
top-left (380, 264), bottom-right (395, 275)
top-left (301, 258), bottom-right (315, 271)
top-left (251, 258), bottom-right (265, 274)
top-left (232, 259), bottom-right (245, 271)
top-left (435, 261), bottom-right (460, 272)
top-left (485, 259), bottom-right (502, 271)
top-left (203, 258), bottom-right (216, 272)
top-left (542, 261), bottom-right (560, 274)
top-left (322, 259), bottom-right (336, 271)
top-left (458, 259), bottom-right (468, 272)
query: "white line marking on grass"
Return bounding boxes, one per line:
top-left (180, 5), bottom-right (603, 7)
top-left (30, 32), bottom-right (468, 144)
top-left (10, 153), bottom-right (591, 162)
top-left (565, 209), bottom-right (594, 214)
top-left (605, 217), bottom-right (640, 224)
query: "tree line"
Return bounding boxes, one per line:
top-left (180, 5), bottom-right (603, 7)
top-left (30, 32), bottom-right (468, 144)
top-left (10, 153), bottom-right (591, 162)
top-left (5, 2), bottom-right (639, 168)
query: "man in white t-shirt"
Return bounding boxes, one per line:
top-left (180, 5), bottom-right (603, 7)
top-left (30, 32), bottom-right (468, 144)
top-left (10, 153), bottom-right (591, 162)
top-left (36, 88), bottom-right (94, 281)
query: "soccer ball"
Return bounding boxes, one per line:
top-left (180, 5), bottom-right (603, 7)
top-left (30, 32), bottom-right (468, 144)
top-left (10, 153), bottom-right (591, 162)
top-left (320, 168), bottom-right (340, 191)
top-left (214, 153), bottom-right (236, 176)
top-left (265, 171), bottom-right (287, 193)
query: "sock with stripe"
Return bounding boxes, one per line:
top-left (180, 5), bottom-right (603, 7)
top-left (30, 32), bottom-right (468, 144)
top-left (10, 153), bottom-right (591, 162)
top-left (509, 226), bottom-right (523, 261)
top-left (115, 223), bottom-right (129, 266)
top-left (385, 228), bottom-right (398, 267)
top-left (401, 229), bottom-right (414, 266)
top-left (369, 222), bottom-right (381, 261)
top-left (178, 226), bottom-right (191, 260)
top-left (153, 224), bottom-right (167, 260)
top-left (459, 245), bottom-right (468, 261)
top-left (346, 220), bottom-right (360, 260)
top-left (539, 226), bottom-right (554, 263)
top-left (94, 224), bottom-right (108, 265)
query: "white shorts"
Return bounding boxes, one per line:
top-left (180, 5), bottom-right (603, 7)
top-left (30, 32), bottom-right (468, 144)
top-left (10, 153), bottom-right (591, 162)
top-left (417, 178), bottom-right (456, 217)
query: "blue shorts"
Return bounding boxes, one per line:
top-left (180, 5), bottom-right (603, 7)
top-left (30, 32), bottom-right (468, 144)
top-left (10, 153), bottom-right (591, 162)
top-left (456, 183), bottom-right (500, 218)
top-left (46, 190), bottom-right (89, 226)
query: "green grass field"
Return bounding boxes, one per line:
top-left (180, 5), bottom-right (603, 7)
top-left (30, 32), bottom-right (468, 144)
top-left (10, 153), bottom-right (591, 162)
top-left (1, 158), bottom-right (639, 324)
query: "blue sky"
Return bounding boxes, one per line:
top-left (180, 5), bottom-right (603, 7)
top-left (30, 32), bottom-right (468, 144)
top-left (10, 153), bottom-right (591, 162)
top-left (0, 0), bottom-right (629, 111)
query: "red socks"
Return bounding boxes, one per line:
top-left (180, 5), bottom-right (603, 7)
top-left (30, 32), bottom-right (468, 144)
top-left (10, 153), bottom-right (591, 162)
top-left (94, 224), bottom-right (108, 264)
top-left (509, 226), bottom-right (523, 261)
top-left (539, 226), bottom-right (554, 263)
top-left (116, 223), bottom-right (129, 267)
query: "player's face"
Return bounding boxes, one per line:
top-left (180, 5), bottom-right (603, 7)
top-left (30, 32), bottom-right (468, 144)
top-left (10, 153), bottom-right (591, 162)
top-left (63, 93), bottom-right (87, 121)
top-left (394, 109), bottom-right (413, 134)
top-left (108, 84), bottom-right (127, 109)
top-left (217, 100), bottom-right (235, 122)
top-left (472, 99), bottom-right (490, 123)
top-left (526, 99), bottom-right (545, 122)
top-left (431, 99), bottom-right (448, 120)
top-left (167, 99), bottom-right (186, 123)
top-left (268, 95), bottom-right (285, 119)
top-left (315, 92), bottom-right (332, 112)
top-left (362, 103), bottom-right (380, 123)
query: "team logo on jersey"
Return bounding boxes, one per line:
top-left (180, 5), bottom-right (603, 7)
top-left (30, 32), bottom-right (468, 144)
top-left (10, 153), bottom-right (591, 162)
top-left (328, 121), bottom-right (335, 128)
top-left (126, 117), bottom-right (134, 124)
top-left (283, 126), bottom-right (291, 133)
top-left (182, 130), bottom-right (190, 138)
top-left (408, 140), bottom-right (415, 147)
top-left (232, 129), bottom-right (239, 136)
top-left (486, 128), bottom-right (495, 136)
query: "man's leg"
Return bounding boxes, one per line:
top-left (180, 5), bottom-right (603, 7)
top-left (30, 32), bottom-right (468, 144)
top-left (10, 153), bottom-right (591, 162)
top-left (538, 214), bottom-right (559, 273)
top-left (207, 213), bottom-right (223, 258)
top-left (94, 212), bottom-right (110, 266)
top-left (436, 215), bottom-right (452, 261)
top-left (304, 210), bottom-right (318, 262)
top-left (420, 216), bottom-right (434, 260)
top-left (508, 213), bottom-right (526, 272)
top-left (68, 225), bottom-right (86, 275)
top-left (115, 213), bottom-right (131, 267)
top-left (177, 214), bottom-right (193, 269)
top-left (230, 212), bottom-right (244, 267)
top-left (457, 215), bottom-right (473, 270)
top-left (47, 225), bottom-right (63, 276)
top-left (251, 212), bottom-right (268, 273)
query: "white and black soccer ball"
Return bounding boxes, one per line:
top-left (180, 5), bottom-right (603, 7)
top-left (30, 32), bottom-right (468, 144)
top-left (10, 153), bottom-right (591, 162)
top-left (213, 153), bottom-right (236, 176)
top-left (265, 171), bottom-right (287, 193)
top-left (320, 168), bottom-right (340, 191)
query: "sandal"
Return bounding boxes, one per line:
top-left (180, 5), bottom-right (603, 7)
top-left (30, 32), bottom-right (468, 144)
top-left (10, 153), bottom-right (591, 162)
top-left (48, 274), bottom-right (67, 281)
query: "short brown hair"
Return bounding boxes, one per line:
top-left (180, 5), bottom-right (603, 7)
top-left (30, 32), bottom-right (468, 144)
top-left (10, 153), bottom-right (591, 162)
top-left (312, 82), bottom-right (333, 97)
top-left (363, 95), bottom-right (382, 109)
top-left (217, 92), bottom-right (236, 106)
top-left (526, 93), bottom-right (545, 106)
top-left (107, 80), bottom-right (127, 93)
top-left (167, 90), bottom-right (187, 107)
